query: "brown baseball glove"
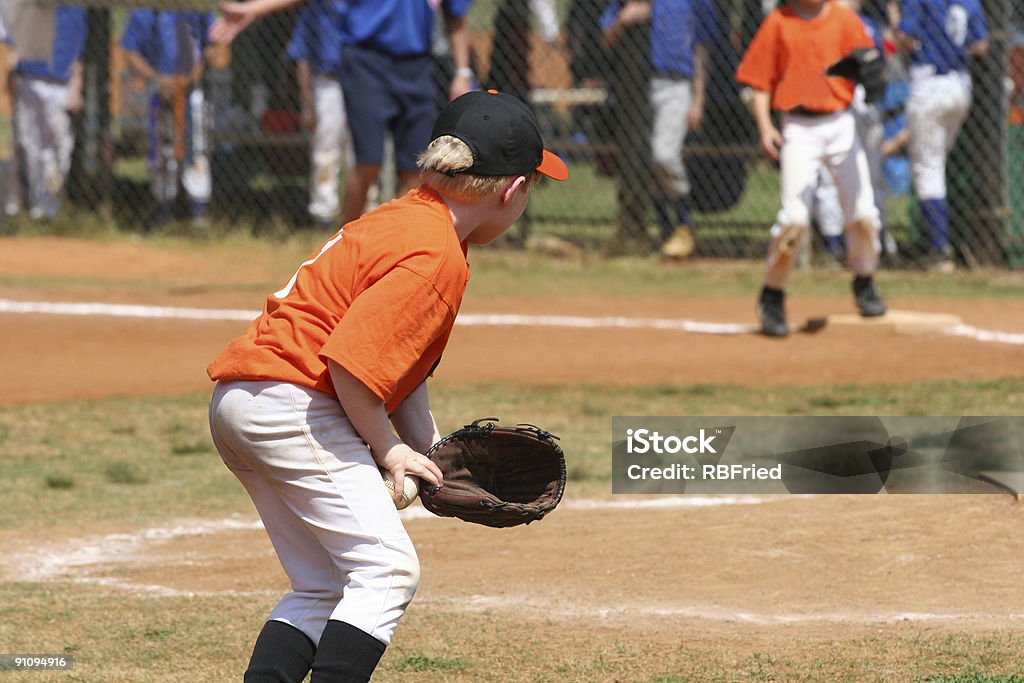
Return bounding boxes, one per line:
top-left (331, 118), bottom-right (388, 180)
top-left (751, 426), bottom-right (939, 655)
top-left (420, 418), bottom-right (566, 528)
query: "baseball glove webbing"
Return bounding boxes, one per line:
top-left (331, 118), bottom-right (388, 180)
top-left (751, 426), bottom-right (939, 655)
top-left (420, 418), bottom-right (567, 528)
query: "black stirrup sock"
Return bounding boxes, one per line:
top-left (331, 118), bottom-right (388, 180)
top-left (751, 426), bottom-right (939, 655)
top-left (310, 620), bottom-right (387, 683)
top-left (243, 620), bottom-right (316, 683)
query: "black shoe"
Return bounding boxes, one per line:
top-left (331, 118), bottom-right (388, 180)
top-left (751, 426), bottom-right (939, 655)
top-left (853, 275), bottom-right (886, 317)
top-left (757, 286), bottom-right (788, 337)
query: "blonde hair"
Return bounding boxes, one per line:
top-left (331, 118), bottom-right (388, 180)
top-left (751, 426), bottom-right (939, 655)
top-left (417, 135), bottom-right (543, 201)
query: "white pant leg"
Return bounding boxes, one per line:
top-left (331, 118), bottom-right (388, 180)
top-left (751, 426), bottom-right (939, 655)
top-left (777, 113), bottom-right (828, 228)
top-left (7, 79), bottom-right (29, 215)
top-left (813, 169), bottom-right (844, 238)
top-left (227, 466), bottom-right (345, 645)
top-left (181, 87), bottom-right (211, 205)
top-left (853, 99), bottom-right (887, 226)
top-left (209, 380), bottom-right (419, 646)
top-left (649, 77), bottom-right (692, 198)
top-left (822, 109), bottom-right (878, 225)
top-left (764, 114), bottom-right (829, 287)
top-left (820, 111), bottom-right (879, 275)
top-left (906, 69), bottom-right (971, 200)
top-left (308, 75), bottom-right (350, 222)
top-left (15, 78), bottom-right (71, 219)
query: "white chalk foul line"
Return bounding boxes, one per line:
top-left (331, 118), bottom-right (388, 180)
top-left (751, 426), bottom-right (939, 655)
top-left (3, 298), bottom-right (1024, 344)
top-left (0, 298), bottom-right (258, 321)
top-left (456, 313), bottom-right (757, 335)
top-left (1, 497), bottom-right (785, 591)
top-left (945, 324), bottom-right (1024, 346)
top-left (0, 298), bottom-right (755, 334)
top-left (430, 594), bottom-right (1024, 626)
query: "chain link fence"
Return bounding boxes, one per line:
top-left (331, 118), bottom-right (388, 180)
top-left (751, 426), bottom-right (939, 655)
top-left (2, 0), bottom-right (1023, 268)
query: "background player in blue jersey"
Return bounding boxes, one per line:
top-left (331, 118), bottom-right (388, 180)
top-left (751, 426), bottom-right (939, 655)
top-left (896, 0), bottom-right (989, 271)
top-left (602, 0), bottom-right (718, 259)
top-left (122, 9), bottom-right (215, 228)
top-left (5, 4), bottom-right (86, 221)
top-left (212, 0), bottom-right (475, 226)
top-left (287, 0), bottom-right (352, 230)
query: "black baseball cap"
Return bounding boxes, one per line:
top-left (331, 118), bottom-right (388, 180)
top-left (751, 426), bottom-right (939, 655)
top-left (430, 90), bottom-right (569, 181)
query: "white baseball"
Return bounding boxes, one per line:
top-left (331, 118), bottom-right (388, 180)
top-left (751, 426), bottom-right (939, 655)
top-left (381, 470), bottom-right (420, 510)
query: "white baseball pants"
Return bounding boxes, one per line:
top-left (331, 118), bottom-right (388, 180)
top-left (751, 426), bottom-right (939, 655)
top-left (309, 75), bottom-right (353, 223)
top-left (813, 89), bottom-right (887, 237)
top-left (208, 380), bottom-right (419, 647)
top-left (650, 76), bottom-right (693, 198)
top-left (766, 109), bottom-right (880, 287)
top-left (906, 67), bottom-right (971, 200)
top-left (9, 77), bottom-right (74, 219)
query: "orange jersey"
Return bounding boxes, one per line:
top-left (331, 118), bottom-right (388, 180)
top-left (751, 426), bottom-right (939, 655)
top-left (736, 2), bottom-right (874, 112)
top-left (207, 187), bottom-right (470, 413)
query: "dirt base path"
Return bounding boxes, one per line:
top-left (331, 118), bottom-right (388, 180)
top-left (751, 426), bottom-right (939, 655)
top-left (3, 288), bottom-right (1023, 406)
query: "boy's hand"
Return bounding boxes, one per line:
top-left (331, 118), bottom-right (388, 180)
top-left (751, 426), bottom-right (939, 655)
top-left (619, 1), bottom-right (652, 26)
top-left (374, 443), bottom-right (443, 505)
top-left (210, 1), bottom-right (257, 44)
top-left (157, 75), bottom-right (178, 102)
top-left (760, 126), bottom-right (783, 160)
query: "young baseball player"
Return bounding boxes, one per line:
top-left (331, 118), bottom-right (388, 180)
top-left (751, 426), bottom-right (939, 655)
top-left (602, 0), bottom-right (717, 259)
top-left (211, 0), bottom-right (476, 227)
top-left (737, 0), bottom-right (887, 337)
top-left (4, 4), bottom-right (86, 221)
top-left (896, 0), bottom-right (989, 272)
top-left (207, 90), bottom-right (567, 682)
top-left (286, 0), bottom-right (351, 230)
top-left (121, 9), bottom-right (214, 229)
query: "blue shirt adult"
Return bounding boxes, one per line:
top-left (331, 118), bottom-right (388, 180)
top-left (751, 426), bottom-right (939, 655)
top-left (15, 5), bottom-right (88, 83)
top-left (121, 9), bottom-right (214, 75)
top-left (286, 0), bottom-right (346, 75)
top-left (601, 0), bottom-right (718, 78)
top-left (899, 0), bottom-right (988, 74)
top-left (339, 0), bottom-right (474, 58)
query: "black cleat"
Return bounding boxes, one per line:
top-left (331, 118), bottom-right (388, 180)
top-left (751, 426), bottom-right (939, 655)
top-left (757, 286), bottom-right (789, 337)
top-left (853, 275), bottom-right (887, 317)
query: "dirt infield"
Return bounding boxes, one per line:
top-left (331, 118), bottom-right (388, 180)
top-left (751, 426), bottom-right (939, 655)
top-left (2, 235), bottom-right (1024, 405)
top-left (4, 235), bottom-right (1024, 680)
top-left (5, 291), bottom-right (1024, 407)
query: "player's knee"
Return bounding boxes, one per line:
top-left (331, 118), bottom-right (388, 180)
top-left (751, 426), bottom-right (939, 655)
top-left (387, 543), bottom-right (421, 600)
top-left (770, 222), bottom-right (806, 245)
top-left (652, 146), bottom-right (677, 171)
top-left (768, 223), bottom-right (806, 262)
top-left (778, 205), bottom-right (811, 229)
top-left (847, 217), bottom-right (878, 237)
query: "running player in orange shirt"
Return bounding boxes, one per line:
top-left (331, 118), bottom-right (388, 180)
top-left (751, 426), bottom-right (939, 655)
top-left (207, 90), bottom-right (567, 682)
top-left (737, 0), bottom-right (887, 337)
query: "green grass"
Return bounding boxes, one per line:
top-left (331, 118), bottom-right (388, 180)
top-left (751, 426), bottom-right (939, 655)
top-left (2, 378), bottom-right (1023, 533)
top-left (2, 381), bottom-right (1024, 680)
top-left (1, 582), bottom-right (1021, 682)
top-left (461, 248), bottom-right (1024, 300)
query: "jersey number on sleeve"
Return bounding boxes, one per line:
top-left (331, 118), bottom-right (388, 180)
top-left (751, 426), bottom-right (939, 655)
top-left (945, 4), bottom-right (969, 47)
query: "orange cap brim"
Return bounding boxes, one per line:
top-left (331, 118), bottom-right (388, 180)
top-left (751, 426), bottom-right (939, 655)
top-left (537, 149), bottom-right (569, 181)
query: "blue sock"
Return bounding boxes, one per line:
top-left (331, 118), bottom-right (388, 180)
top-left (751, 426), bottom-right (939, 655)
top-left (653, 198), bottom-right (674, 239)
top-left (673, 196), bottom-right (692, 227)
top-left (823, 234), bottom-right (845, 256)
top-left (920, 198), bottom-right (948, 252)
